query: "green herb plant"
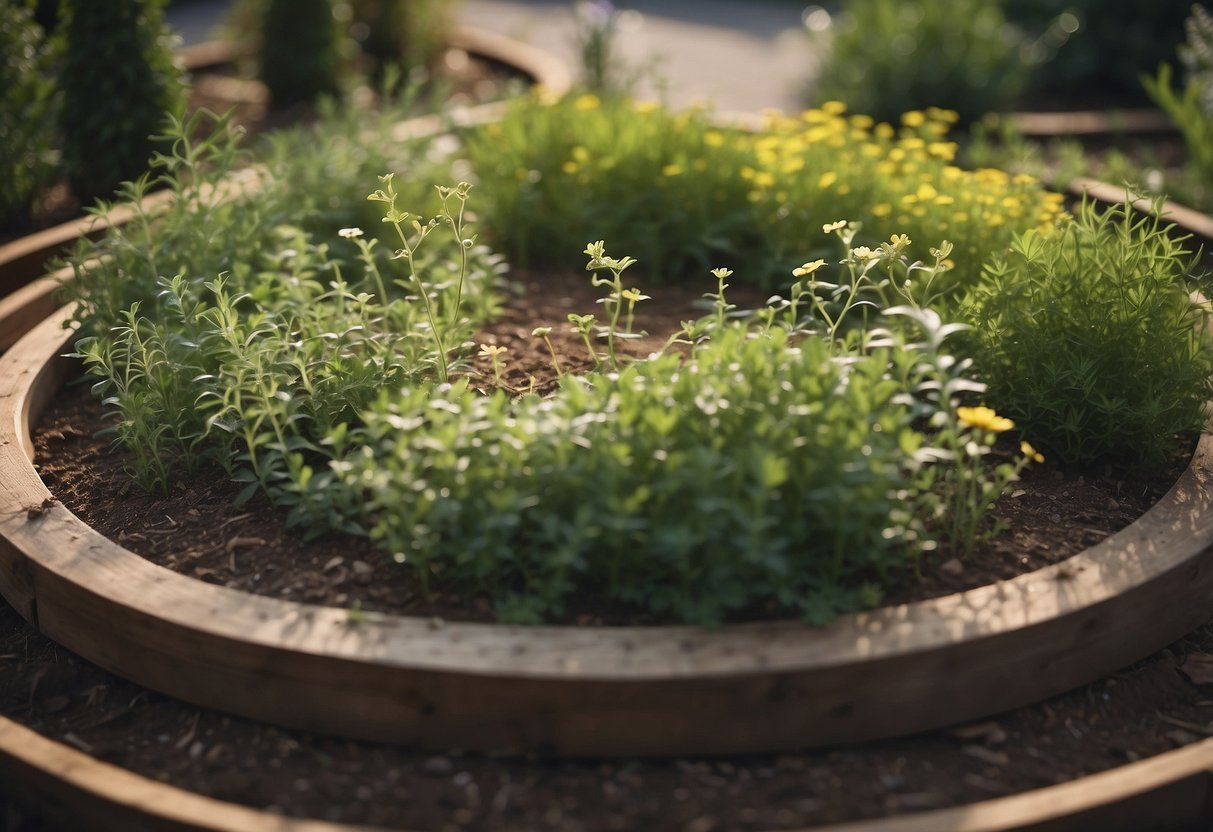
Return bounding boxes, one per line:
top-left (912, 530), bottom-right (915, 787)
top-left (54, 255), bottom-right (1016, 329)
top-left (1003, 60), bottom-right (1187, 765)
top-left (961, 198), bottom-right (1213, 468)
top-left (467, 93), bottom-right (1063, 294)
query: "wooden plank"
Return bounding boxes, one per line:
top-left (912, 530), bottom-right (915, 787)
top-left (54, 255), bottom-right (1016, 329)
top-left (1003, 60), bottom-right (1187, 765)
top-left (448, 25), bottom-right (572, 94)
top-left (822, 738), bottom-right (1213, 832)
top-left (0, 190), bottom-right (175, 298)
top-left (0, 716), bottom-right (389, 832)
top-left (1010, 108), bottom-right (1174, 137)
top-left (4, 307), bottom-right (1213, 755)
top-left (1, 691), bottom-right (1212, 832)
top-left (0, 266), bottom-right (70, 354)
top-left (1068, 177), bottom-right (1213, 242)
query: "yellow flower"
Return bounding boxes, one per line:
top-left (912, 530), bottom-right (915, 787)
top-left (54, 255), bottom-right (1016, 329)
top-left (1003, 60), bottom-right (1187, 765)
top-left (901, 110), bottom-right (926, 128)
top-left (562, 161), bottom-right (578, 174)
top-left (792, 259), bottom-right (827, 277)
top-left (662, 163), bottom-right (684, 177)
top-left (479, 343), bottom-right (508, 358)
top-left (1020, 440), bottom-right (1045, 464)
top-left (704, 130), bottom-right (725, 147)
top-left (872, 202), bottom-right (891, 217)
top-left (818, 171), bottom-right (838, 189)
top-left (957, 406), bottom-right (1014, 433)
top-left (822, 220), bottom-right (848, 233)
top-left (574, 93), bottom-right (600, 111)
top-left (889, 233), bottom-right (912, 248)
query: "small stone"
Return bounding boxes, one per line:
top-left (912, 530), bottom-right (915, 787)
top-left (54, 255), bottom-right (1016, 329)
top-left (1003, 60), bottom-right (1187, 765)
top-left (322, 556), bottom-right (344, 573)
top-left (962, 745), bottom-right (1009, 767)
top-left (940, 558), bottom-right (964, 577)
top-left (1106, 498), bottom-right (1121, 511)
top-left (949, 721), bottom-right (1007, 744)
top-left (684, 817), bottom-right (716, 832)
top-left (351, 560), bottom-right (374, 583)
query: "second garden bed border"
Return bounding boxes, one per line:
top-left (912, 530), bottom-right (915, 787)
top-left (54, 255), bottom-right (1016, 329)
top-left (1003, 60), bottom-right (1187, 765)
top-left (2, 304), bottom-right (1213, 756)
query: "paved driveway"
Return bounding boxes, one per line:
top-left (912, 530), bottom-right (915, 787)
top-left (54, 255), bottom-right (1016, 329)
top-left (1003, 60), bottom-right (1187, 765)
top-left (463, 0), bottom-right (820, 113)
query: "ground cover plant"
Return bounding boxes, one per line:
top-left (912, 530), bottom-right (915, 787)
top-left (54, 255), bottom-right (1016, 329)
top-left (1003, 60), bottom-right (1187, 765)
top-left (59, 86), bottom-right (1212, 627)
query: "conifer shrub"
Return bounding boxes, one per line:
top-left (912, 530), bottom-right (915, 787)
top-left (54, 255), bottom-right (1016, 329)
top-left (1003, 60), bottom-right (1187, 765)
top-left (0, 0), bottom-right (59, 227)
top-left (258, 0), bottom-right (341, 108)
top-left (57, 0), bottom-right (184, 202)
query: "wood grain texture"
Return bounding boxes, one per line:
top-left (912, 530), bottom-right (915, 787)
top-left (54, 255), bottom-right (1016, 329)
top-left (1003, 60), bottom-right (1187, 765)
top-left (1010, 108), bottom-right (1174, 137)
top-left (3, 306), bottom-right (1213, 755)
top-left (0, 716), bottom-right (390, 832)
top-left (1, 714), bottom-right (1212, 832)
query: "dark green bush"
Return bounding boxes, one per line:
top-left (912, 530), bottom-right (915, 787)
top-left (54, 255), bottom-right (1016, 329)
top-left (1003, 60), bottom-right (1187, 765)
top-left (0, 0), bottom-right (59, 228)
top-left (57, 0), bottom-right (184, 202)
top-left (811, 0), bottom-right (1030, 124)
top-left (962, 200), bottom-right (1212, 469)
top-left (349, 0), bottom-right (455, 77)
top-left (258, 0), bottom-right (341, 107)
top-left (1008, 0), bottom-right (1190, 102)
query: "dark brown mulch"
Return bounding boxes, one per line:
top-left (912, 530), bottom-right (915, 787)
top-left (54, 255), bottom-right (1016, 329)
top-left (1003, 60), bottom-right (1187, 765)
top-left (2, 268), bottom-right (1206, 831)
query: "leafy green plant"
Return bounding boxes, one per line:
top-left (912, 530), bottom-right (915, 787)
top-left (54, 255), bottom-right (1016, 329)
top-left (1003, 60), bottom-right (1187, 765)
top-left (57, 0), bottom-right (185, 202)
top-left (0, 0), bottom-right (59, 228)
top-left (810, 0), bottom-right (1032, 125)
top-left (961, 199), bottom-right (1212, 468)
top-left (467, 93), bottom-right (1064, 294)
top-left (350, 0), bottom-right (456, 78)
top-left (1144, 6), bottom-right (1213, 202)
top-left (66, 109), bottom-right (502, 504)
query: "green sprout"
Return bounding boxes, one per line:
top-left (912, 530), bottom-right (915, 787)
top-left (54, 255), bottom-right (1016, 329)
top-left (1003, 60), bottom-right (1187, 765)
top-left (532, 326), bottom-right (564, 377)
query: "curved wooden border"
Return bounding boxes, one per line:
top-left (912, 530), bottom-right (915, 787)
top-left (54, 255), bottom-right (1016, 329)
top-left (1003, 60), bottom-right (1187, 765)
top-left (0, 716), bottom-right (389, 832)
top-left (3, 710), bottom-right (1213, 832)
top-left (3, 306), bottom-right (1213, 756)
top-left (1008, 108), bottom-right (1174, 138)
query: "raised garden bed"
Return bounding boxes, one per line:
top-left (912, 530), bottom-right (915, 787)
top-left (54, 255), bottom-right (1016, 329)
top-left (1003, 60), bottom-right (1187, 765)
top-left (5, 64), bottom-right (1213, 829)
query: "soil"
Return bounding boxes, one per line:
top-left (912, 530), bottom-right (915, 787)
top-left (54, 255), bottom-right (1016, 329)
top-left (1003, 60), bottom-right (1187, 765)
top-left (1, 269), bottom-right (1207, 830)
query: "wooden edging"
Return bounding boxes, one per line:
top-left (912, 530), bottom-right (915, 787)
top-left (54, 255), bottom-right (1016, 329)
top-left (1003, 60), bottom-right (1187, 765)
top-left (3, 306), bottom-right (1213, 757)
top-left (1008, 108), bottom-right (1174, 138)
top-left (1065, 176), bottom-right (1213, 242)
top-left (0, 715), bottom-right (389, 832)
top-left (3, 709), bottom-right (1213, 832)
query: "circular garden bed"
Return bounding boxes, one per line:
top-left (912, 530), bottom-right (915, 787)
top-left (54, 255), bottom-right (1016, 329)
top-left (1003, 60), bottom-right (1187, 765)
top-left (5, 64), bottom-right (1213, 829)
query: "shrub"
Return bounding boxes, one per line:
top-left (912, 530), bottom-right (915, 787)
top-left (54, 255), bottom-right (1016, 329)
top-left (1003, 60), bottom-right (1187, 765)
top-left (348, 324), bottom-right (928, 625)
top-left (1008, 0), bottom-right (1190, 102)
top-left (961, 199), bottom-right (1212, 469)
top-left (349, 0), bottom-right (455, 77)
top-left (67, 111), bottom-right (502, 497)
top-left (466, 93), bottom-right (1064, 295)
top-left (258, 0), bottom-right (341, 108)
top-left (0, 0), bottom-right (59, 228)
top-left (810, 0), bottom-right (1030, 125)
top-left (57, 0), bottom-right (184, 202)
